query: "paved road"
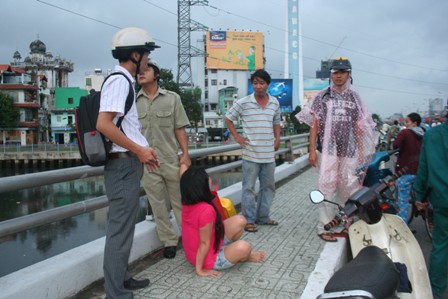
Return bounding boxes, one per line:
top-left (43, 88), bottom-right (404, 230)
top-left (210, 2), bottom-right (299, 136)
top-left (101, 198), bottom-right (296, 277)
top-left (73, 167), bottom-right (323, 299)
top-left (72, 163), bottom-right (447, 299)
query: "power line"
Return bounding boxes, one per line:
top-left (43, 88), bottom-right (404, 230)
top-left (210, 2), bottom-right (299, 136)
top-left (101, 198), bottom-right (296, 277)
top-left (35, 0), bottom-right (447, 97)
top-left (36, 0), bottom-right (121, 29)
top-left (204, 2), bottom-right (448, 73)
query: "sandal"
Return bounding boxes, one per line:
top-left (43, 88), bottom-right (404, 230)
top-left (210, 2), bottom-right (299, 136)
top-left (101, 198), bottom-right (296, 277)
top-left (261, 220), bottom-right (279, 226)
top-left (318, 233), bottom-right (337, 242)
top-left (244, 223), bottom-right (258, 233)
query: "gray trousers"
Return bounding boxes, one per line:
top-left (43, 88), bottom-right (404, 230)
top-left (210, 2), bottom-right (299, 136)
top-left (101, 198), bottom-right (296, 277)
top-left (103, 157), bottom-right (143, 299)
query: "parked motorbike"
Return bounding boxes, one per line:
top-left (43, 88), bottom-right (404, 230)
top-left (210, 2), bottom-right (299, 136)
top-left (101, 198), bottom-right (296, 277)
top-left (310, 177), bottom-right (432, 299)
top-left (358, 149), bottom-right (406, 220)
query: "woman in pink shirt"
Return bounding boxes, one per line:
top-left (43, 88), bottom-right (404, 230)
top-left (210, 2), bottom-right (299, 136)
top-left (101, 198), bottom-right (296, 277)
top-left (181, 166), bottom-right (267, 276)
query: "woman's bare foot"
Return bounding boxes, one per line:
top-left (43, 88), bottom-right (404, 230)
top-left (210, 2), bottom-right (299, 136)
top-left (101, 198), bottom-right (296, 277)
top-left (248, 251), bottom-right (267, 263)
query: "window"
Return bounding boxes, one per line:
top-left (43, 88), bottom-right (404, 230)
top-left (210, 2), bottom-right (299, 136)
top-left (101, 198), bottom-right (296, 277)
top-left (204, 91), bottom-right (208, 99)
top-left (68, 97), bottom-right (74, 105)
top-left (210, 104), bottom-right (217, 111)
top-left (204, 79), bottom-right (208, 86)
top-left (223, 79), bottom-right (227, 85)
top-left (211, 69), bottom-right (217, 73)
top-left (68, 116), bottom-right (73, 125)
top-left (211, 79), bottom-right (217, 86)
top-left (85, 78), bottom-right (92, 86)
top-left (57, 115), bottom-right (62, 122)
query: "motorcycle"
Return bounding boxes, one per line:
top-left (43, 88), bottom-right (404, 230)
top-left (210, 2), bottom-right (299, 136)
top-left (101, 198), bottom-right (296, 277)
top-left (310, 177), bottom-right (432, 299)
top-left (358, 149), bottom-right (406, 220)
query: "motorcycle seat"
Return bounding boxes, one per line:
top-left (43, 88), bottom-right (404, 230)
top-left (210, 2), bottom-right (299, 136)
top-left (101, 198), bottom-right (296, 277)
top-left (324, 246), bottom-right (400, 299)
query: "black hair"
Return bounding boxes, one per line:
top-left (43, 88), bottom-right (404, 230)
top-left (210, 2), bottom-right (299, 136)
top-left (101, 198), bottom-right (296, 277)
top-left (250, 69), bottom-right (271, 85)
top-left (394, 120), bottom-right (398, 125)
top-left (407, 112), bottom-right (421, 126)
top-left (180, 166), bottom-right (224, 253)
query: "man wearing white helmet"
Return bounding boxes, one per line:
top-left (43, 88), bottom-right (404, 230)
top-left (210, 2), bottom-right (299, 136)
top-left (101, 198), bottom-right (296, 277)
top-left (96, 27), bottom-right (160, 298)
top-left (136, 60), bottom-right (190, 259)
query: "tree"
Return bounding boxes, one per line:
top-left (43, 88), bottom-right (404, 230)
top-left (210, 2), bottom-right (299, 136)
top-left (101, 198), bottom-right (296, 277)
top-left (157, 69), bottom-right (202, 128)
top-left (289, 105), bottom-right (310, 134)
top-left (180, 87), bottom-right (202, 128)
top-left (159, 69), bottom-right (181, 95)
top-left (372, 113), bottom-right (382, 129)
top-left (0, 91), bottom-right (19, 128)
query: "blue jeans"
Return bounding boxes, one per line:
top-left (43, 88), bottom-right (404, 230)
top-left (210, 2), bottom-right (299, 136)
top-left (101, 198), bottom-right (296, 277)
top-left (213, 237), bottom-right (234, 270)
top-left (241, 160), bottom-right (276, 224)
top-left (397, 174), bottom-right (416, 224)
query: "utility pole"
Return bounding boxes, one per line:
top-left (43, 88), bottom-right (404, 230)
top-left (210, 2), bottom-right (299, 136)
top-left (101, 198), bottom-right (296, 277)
top-left (177, 0), bottom-right (208, 88)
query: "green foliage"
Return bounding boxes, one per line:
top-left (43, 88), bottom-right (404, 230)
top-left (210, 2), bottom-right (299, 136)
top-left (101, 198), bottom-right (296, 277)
top-left (159, 69), bottom-right (181, 94)
top-left (180, 87), bottom-right (202, 128)
top-left (156, 69), bottom-right (202, 128)
top-left (372, 113), bottom-right (382, 127)
top-left (0, 91), bottom-right (19, 128)
top-left (289, 105), bottom-right (309, 133)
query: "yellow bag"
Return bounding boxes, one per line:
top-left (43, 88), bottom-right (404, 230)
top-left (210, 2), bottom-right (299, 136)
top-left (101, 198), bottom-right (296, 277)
top-left (219, 197), bottom-right (237, 218)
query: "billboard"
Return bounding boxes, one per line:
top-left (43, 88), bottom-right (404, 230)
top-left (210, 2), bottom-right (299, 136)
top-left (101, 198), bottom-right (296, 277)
top-left (206, 31), bottom-right (264, 70)
top-left (248, 79), bottom-right (293, 113)
top-left (303, 78), bottom-right (329, 106)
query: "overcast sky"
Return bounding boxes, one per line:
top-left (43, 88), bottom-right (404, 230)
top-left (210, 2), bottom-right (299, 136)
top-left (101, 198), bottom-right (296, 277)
top-left (1, 0), bottom-right (447, 118)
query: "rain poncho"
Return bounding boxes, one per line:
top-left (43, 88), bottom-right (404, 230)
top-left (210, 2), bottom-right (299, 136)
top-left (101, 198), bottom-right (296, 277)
top-left (296, 80), bottom-right (378, 202)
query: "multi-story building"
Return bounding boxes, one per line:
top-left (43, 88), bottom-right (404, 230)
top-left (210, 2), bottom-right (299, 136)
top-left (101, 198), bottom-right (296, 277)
top-left (0, 64), bottom-right (40, 145)
top-left (51, 87), bottom-right (87, 144)
top-left (194, 31), bottom-right (265, 129)
top-left (10, 38), bottom-right (73, 110)
top-left (85, 68), bottom-right (109, 92)
top-left (8, 38), bottom-right (74, 143)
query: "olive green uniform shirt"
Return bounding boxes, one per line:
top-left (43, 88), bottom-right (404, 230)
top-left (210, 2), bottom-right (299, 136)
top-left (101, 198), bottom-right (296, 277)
top-left (136, 87), bottom-right (190, 164)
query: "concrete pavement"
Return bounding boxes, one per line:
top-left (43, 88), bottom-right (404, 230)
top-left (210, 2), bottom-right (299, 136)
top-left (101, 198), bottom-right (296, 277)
top-left (74, 167), bottom-right (341, 299)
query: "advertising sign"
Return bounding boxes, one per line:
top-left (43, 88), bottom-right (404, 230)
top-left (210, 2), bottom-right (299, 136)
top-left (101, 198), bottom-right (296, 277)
top-left (248, 79), bottom-right (293, 113)
top-left (303, 78), bottom-right (329, 106)
top-left (206, 31), bottom-right (264, 70)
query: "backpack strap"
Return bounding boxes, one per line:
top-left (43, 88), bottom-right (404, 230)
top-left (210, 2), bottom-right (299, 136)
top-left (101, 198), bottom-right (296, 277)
top-left (101, 72), bottom-right (134, 130)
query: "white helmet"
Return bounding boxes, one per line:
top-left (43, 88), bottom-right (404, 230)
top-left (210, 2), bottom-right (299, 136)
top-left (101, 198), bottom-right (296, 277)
top-left (111, 27), bottom-right (160, 59)
top-left (147, 59), bottom-right (160, 72)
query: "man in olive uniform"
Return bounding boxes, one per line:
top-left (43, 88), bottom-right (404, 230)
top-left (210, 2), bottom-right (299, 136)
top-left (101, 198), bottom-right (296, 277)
top-left (413, 114), bottom-right (448, 299)
top-left (136, 60), bottom-right (190, 258)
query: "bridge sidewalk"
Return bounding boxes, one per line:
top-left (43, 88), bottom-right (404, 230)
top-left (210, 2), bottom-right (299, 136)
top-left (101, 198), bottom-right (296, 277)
top-left (76, 167), bottom-right (328, 299)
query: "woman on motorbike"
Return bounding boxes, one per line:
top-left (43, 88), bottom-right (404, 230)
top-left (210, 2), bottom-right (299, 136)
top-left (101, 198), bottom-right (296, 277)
top-left (393, 112), bottom-right (425, 223)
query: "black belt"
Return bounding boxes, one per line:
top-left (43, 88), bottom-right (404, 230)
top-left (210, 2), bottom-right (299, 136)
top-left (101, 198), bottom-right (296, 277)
top-left (108, 151), bottom-right (137, 159)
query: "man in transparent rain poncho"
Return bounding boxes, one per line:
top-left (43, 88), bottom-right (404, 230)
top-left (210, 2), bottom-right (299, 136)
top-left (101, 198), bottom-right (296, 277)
top-left (296, 57), bottom-right (378, 242)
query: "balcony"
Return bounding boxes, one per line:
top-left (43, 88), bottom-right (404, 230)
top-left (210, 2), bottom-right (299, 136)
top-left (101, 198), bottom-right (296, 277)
top-left (14, 101), bottom-right (40, 108)
top-left (18, 121), bottom-right (40, 128)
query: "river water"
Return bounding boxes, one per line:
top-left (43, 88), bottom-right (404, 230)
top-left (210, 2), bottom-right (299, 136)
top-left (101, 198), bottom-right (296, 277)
top-left (0, 165), bottom-right (242, 277)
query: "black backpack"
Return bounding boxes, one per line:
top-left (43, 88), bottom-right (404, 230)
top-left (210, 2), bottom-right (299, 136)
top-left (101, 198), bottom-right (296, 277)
top-left (74, 72), bottom-right (134, 166)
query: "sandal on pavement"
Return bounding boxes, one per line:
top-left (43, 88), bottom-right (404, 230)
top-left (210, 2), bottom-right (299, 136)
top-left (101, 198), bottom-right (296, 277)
top-left (244, 223), bottom-right (258, 233)
top-left (318, 233), bottom-right (337, 242)
top-left (333, 229), bottom-right (349, 238)
top-left (260, 220), bottom-right (279, 226)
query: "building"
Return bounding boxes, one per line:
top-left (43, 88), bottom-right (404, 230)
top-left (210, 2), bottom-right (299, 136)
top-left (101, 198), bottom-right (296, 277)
top-left (51, 87), bottom-right (87, 144)
top-left (10, 38), bottom-right (74, 110)
top-left (0, 64), bottom-right (40, 145)
top-left (6, 38), bottom-right (74, 143)
top-left (85, 68), bottom-right (109, 92)
top-left (194, 31), bottom-right (265, 129)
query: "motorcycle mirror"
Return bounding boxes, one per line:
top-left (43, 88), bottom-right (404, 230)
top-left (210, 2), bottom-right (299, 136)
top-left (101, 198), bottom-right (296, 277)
top-left (310, 190), bottom-right (325, 204)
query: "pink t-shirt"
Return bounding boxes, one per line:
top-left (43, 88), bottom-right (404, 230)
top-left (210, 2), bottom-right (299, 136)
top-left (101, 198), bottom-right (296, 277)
top-left (182, 202), bottom-right (223, 269)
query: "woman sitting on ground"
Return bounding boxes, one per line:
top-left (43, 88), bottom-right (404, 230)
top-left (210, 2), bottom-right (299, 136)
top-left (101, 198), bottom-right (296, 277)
top-left (180, 166), bottom-right (267, 276)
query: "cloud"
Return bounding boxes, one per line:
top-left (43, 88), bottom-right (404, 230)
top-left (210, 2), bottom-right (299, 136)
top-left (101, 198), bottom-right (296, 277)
top-left (1, 0), bottom-right (447, 118)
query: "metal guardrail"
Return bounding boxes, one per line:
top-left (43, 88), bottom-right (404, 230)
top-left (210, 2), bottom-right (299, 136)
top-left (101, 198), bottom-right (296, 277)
top-left (0, 134), bottom-right (309, 238)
